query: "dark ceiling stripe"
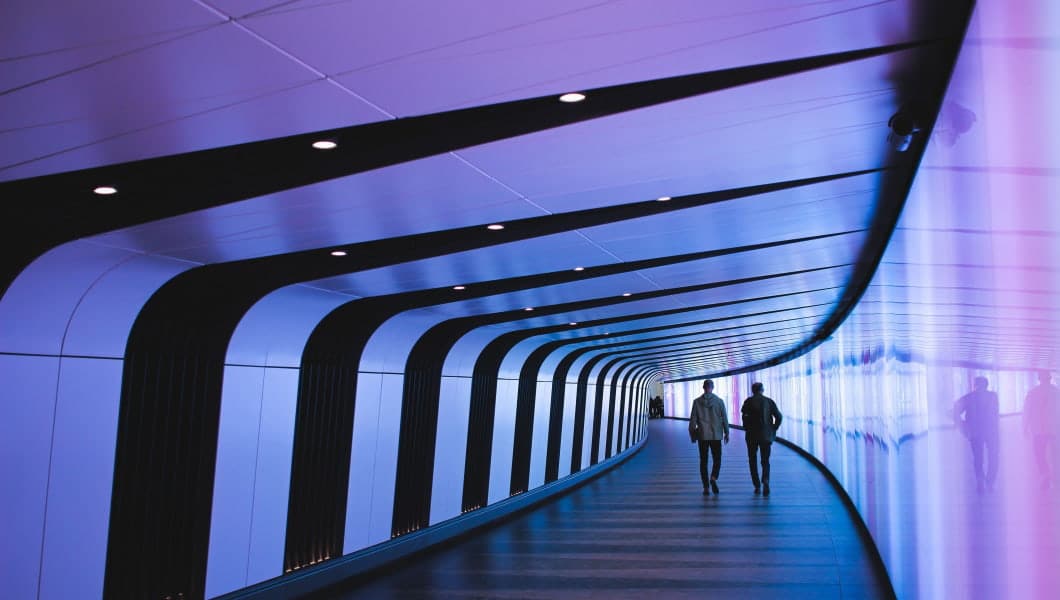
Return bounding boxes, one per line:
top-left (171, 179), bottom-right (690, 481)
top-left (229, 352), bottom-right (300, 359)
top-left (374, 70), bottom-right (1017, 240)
top-left (542, 303), bottom-right (834, 347)
top-left (548, 321), bottom-right (823, 363)
top-left (103, 167), bottom-right (878, 331)
top-left (0, 38), bottom-right (928, 294)
top-left (526, 295), bottom-right (838, 348)
top-left (308, 227), bottom-right (860, 340)
top-left (588, 331), bottom-right (815, 365)
top-left (533, 327), bottom-right (823, 391)
top-left (568, 335), bottom-right (813, 388)
top-left (621, 337), bottom-right (812, 372)
top-left (405, 266), bottom-right (844, 352)
top-left (294, 227), bottom-right (857, 378)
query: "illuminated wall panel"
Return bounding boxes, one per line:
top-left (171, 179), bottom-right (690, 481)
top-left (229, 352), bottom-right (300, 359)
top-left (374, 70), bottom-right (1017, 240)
top-left (206, 366), bottom-right (264, 597)
top-left (367, 373), bottom-right (404, 545)
top-left (36, 358), bottom-right (121, 600)
top-left (528, 381), bottom-right (552, 489)
top-left (488, 378), bottom-right (518, 504)
top-left (604, 383), bottom-right (617, 456)
top-left (558, 380), bottom-right (579, 479)
top-left (343, 373), bottom-right (384, 554)
top-left (247, 368), bottom-right (299, 584)
top-left (28, 358), bottom-right (123, 600)
top-left (205, 365), bottom-right (298, 597)
top-left (1, 355), bottom-right (59, 600)
top-left (430, 376), bottom-right (473, 524)
top-left (577, 395), bottom-right (592, 471)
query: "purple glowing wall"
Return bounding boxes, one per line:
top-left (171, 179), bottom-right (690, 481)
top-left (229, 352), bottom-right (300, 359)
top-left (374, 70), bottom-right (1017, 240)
top-left (666, 1), bottom-right (1060, 597)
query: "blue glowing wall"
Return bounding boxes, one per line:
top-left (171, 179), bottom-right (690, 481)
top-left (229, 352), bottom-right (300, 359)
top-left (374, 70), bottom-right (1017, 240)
top-left (667, 2), bottom-right (1060, 596)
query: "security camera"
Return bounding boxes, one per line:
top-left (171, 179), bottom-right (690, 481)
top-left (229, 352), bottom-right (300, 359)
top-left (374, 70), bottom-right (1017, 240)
top-left (888, 109), bottom-right (920, 152)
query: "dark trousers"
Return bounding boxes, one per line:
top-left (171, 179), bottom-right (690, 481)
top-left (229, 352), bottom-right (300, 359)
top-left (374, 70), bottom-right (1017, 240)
top-left (697, 439), bottom-right (722, 487)
top-left (746, 440), bottom-right (772, 487)
top-left (968, 435), bottom-right (999, 486)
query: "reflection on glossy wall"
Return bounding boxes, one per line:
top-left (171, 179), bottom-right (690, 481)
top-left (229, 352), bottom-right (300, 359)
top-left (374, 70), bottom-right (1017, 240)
top-left (667, 1), bottom-right (1060, 597)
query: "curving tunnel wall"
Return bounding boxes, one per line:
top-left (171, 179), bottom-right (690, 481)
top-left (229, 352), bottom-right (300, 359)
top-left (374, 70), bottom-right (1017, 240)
top-left (1, 236), bottom-right (654, 599)
top-left (2, 0), bottom-right (1055, 599)
top-left (667, 2), bottom-right (1060, 597)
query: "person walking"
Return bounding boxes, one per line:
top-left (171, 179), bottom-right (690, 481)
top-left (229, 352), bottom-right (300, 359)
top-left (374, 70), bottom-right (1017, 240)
top-left (689, 379), bottom-right (729, 495)
top-left (1024, 370), bottom-right (1060, 490)
top-left (953, 376), bottom-right (1000, 492)
top-left (741, 382), bottom-right (783, 496)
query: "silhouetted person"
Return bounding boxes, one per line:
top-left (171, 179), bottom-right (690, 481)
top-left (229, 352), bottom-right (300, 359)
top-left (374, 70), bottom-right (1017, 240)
top-left (688, 379), bottom-right (729, 495)
top-left (650, 395), bottom-right (664, 418)
top-left (953, 376), bottom-right (1000, 492)
top-left (741, 382), bottom-right (782, 496)
top-left (1024, 371), bottom-right (1060, 490)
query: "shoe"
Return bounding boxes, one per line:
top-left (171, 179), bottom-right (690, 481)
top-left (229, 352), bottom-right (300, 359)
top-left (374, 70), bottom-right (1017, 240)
top-left (753, 486), bottom-right (761, 495)
top-left (703, 487), bottom-right (710, 496)
top-left (710, 480), bottom-right (720, 494)
top-left (763, 483), bottom-right (770, 497)
top-left (976, 480), bottom-right (985, 494)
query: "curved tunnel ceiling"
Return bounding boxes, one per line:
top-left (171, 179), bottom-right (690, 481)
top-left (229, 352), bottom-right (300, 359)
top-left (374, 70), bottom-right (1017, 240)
top-left (1, 0), bottom-right (974, 380)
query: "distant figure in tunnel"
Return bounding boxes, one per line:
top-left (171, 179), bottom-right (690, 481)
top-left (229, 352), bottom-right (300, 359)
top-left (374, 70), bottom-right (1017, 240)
top-left (650, 395), bottom-right (664, 418)
top-left (953, 376), bottom-right (999, 493)
top-left (741, 382), bottom-right (782, 496)
top-left (689, 380), bottom-right (729, 495)
top-left (1023, 370), bottom-right (1060, 490)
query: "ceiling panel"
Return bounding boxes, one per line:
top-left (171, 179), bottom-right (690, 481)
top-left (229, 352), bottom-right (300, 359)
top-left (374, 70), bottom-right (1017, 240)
top-left (87, 152), bottom-right (530, 262)
top-left (0, 18), bottom-right (386, 180)
top-left (312, 0), bottom-right (919, 115)
top-left (0, 78), bottom-right (388, 182)
top-left (454, 56), bottom-right (901, 209)
top-left (1, 1), bottom-right (218, 93)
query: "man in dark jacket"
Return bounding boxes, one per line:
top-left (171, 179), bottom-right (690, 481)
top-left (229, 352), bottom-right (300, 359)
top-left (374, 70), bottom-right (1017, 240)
top-left (741, 382), bottom-right (782, 496)
top-left (953, 376), bottom-right (999, 492)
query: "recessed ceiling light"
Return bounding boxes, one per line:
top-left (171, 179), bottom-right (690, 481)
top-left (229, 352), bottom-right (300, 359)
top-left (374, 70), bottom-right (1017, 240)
top-left (622, 292), bottom-right (632, 297)
top-left (559, 92), bottom-right (586, 103)
top-left (487, 223), bottom-right (505, 231)
top-left (573, 266), bottom-right (585, 271)
top-left (524, 307), bottom-right (534, 311)
top-left (93, 186), bottom-right (117, 195)
top-left (656, 196), bottom-right (671, 202)
top-left (453, 285), bottom-right (466, 290)
top-left (330, 250), bottom-right (347, 257)
top-left (312, 140), bottom-right (337, 150)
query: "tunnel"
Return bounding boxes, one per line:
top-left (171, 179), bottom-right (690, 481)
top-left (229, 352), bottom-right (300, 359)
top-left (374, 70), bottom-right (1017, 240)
top-left (2, 0), bottom-right (1058, 598)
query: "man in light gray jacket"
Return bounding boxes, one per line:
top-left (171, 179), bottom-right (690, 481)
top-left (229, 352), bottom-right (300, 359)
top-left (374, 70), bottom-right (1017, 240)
top-left (689, 379), bottom-right (729, 495)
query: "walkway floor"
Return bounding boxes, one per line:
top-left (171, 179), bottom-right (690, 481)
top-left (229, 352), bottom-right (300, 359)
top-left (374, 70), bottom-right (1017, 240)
top-left (311, 419), bottom-right (893, 599)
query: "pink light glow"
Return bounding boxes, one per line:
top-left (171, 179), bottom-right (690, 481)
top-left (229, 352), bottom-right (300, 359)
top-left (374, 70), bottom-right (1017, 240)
top-left (666, 1), bottom-right (1060, 596)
